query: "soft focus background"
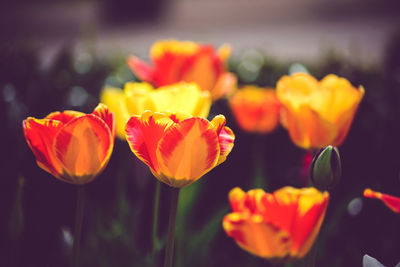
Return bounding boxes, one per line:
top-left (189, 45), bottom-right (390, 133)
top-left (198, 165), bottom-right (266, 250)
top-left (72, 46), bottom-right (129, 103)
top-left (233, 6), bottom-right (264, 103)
top-left (1, 0), bottom-right (400, 266)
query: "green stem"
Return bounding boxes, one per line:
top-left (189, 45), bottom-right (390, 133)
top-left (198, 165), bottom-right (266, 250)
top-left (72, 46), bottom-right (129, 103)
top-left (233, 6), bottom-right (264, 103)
top-left (252, 134), bottom-right (267, 189)
top-left (163, 187), bottom-right (180, 267)
top-left (72, 185), bottom-right (85, 267)
top-left (152, 180), bottom-right (162, 262)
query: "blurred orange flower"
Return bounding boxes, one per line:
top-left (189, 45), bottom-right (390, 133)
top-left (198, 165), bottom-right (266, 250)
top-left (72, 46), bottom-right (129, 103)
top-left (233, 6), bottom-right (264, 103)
top-left (229, 85), bottom-right (281, 133)
top-left (276, 73), bottom-right (364, 149)
top-left (223, 187), bottom-right (329, 261)
top-left (364, 188), bottom-right (400, 213)
top-left (127, 40), bottom-right (237, 101)
top-left (125, 111), bottom-right (235, 188)
top-left (23, 104), bottom-right (115, 184)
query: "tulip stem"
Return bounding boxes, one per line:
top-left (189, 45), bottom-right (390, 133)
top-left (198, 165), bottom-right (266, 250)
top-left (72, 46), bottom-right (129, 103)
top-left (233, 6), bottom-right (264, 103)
top-left (252, 134), bottom-right (268, 189)
top-left (72, 185), bottom-right (85, 267)
top-left (164, 187), bottom-right (180, 267)
top-left (152, 180), bottom-right (162, 262)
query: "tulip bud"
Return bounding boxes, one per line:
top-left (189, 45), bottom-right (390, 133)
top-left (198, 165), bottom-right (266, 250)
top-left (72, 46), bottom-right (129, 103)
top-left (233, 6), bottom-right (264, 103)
top-left (309, 146), bottom-right (341, 190)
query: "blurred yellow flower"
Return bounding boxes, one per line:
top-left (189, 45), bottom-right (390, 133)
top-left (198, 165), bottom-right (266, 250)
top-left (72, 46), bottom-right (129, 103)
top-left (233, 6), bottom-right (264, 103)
top-left (229, 85), bottom-right (281, 133)
top-left (101, 82), bottom-right (211, 139)
top-left (127, 39), bottom-right (237, 101)
top-left (276, 73), bottom-right (364, 149)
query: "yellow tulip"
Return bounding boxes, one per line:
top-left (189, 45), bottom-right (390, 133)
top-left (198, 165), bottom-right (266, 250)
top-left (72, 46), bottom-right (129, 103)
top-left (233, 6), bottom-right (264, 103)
top-left (276, 73), bottom-right (364, 149)
top-left (101, 82), bottom-right (211, 139)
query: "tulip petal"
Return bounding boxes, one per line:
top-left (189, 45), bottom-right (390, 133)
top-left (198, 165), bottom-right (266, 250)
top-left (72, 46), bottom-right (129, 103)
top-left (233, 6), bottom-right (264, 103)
top-left (152, 52), bottom-right (189, 86)
top-left (263, 187), bottom-right (329, 258)
top-left (125, 111), bottom-right (175, 174)
top-left (283, 104), bottom-right (337, 149)
top-left (150, 40), bottom-right (199, 59)
top-left (364, 188), bottom-right (400, 213)
top-left (230, 87), bottom-right (281, 133)
top-left (23, 118), bottom-right (64, 178)
top-left (92, 103), bottom-right (116, 139)
top-left (211, 115), bottom-right (235, 165)
top-left (124, 82), bottom-right (155, 115)
top-left (193, 90), bottom-right (212, 118)
top-left (100, 87), bottom-right (131, 139)
top-left (167, 111), bottom-right (192, 123)
top-left (229, 187), bottom-right (246, 212)
top-left (331, 86), bottom-right (365, 146)
top-left (45, 110), bottom-right (85, 123)
top-left (157, 117), bottom-right (220, 187)
top-left (127, 55), bottom-right (154, 82)
top-left (149, 82), bottom-right (211, 118)
top-left (277, 73), bottom-right (320, 109)
top-left (277, 73), bottom-right (364, 149)
top-left (217, 44), bottom-right (232, 62)
top-left (131, 40), bottom-right (236, 101)
top-left (212, 72), bottom-right (237, 100)
top-left (53, 114), bottom-right (113, 184)
top-left (228, 187), bottom-right (267, 214)
top-left (224, 187), bottom-right (328, 261)
top-left (320, 75), bottom-right (359, 119)
top-left (244, 189), bottom-right (268, 214)
top-left (223, 213), bottom-right (292, 259)
top-left (180, 47), bottom-right (218, 92)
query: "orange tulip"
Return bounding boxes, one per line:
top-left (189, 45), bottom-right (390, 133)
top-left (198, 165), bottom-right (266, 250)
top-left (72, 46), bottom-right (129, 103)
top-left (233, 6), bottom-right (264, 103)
top-left (364, 188), bottom-right (400, 213)
top-left (127, 40), bottom-right (237, 101)
top-left (125, 111), bottom-right (235, 187)
top-left (223, 187), bottom-right (329, 261)
top-left (276, 73), bottom-right (364, 149)
top-left (23, 104), bottom-right (115, 184)
top-left (229, 85), bottom-right (281, 133)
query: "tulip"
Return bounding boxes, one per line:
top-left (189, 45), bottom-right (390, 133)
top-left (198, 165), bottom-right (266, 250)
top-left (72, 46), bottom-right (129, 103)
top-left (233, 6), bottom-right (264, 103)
top-left (125, 111), bottom-right (235, 188)
top-left (127, 39), bottom-right (237, 101)
top-left (364, 188), bottom-right (400, 213)
top-left (229, 85), bottom-right (281, 133)
top-left (223, 186), bottom-right (329, 262)
top-left (309, 145), bottom-right (342, 190)
top-left (101, 82), bottom-right (211, 139)
top-left (23, 104), bottom-right (115, 184)
top-left (276, 73), bottom-right (364, 149)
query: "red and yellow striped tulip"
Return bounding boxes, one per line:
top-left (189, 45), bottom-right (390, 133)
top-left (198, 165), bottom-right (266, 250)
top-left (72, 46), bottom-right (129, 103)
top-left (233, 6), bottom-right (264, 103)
top-left (127, 40), bottom-right (237, 101)
top-left (276, 73), bottom-right (364, 149)
top-left (223, 187), bottom-right (329, 262)
top-left (229, 85), bottom-right (281, 133)
top-left (125, 111), bottom-right (235, 187)
top-left (101, 82), bottom-right (211, 139)
top-left (364, 188), bottom-right (400, 214)
top-left (23, 104), bottom-right (115, 184)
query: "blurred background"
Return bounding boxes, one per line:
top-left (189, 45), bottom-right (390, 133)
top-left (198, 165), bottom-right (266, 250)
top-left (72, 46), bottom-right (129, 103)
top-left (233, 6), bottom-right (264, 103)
top-left (1, 0), bottom-right (400, 266)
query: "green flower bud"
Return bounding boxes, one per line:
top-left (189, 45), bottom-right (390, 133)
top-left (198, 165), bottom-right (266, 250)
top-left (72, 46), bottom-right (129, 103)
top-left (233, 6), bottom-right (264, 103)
top-left (309, 146), bottom-right (341, 190)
